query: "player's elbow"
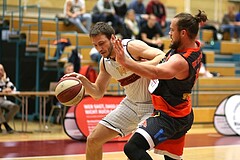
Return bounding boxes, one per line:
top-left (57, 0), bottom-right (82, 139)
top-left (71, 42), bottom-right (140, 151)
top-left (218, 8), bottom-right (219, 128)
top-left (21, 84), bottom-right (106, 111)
top-left (92, 96), bottom-right (102, 100)
top-left (150, 70), bottom-right (175, 80)
top-left (91, 93), bottom-right (104, 100)
top-left (162, 72), bottom-right (175, 79)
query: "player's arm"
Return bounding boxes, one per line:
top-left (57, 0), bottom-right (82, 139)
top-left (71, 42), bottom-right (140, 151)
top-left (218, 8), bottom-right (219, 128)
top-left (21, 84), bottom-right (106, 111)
top-left (66, 1), bottom-right (74, 17)
top-left (115, 40), bottom-right (188, 80)
top-left (63, 59), bottom-right (111, 100)
top-left (78, 58), bottom-right (111, 100)
top-left (125, 39), bottom-right (165, 66)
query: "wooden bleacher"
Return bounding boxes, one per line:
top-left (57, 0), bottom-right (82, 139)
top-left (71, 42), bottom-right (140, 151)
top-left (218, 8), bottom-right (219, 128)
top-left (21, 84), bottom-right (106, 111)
top-left (204, 50), bottom-right (215, 64)
top-left (4, 0), bottom-right (96, 13)
top-left (206, 63), bottom-right (235, 76)
top-left (21, 30), bottom-right (91, 46)
top-left (195, 77), bottom-right (240, 91)
top-left (201, 29), bottom-right (214, 43)
top-left (192, 77), bottom-right (240, 123)
top-left (7, 17), bottom-right (81, 33)
top-left (220, 41), bottom-right (240, 54)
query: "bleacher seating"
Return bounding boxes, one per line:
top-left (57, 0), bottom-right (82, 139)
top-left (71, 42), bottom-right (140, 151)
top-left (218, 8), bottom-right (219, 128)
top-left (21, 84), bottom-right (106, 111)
top-left (192, 77), bottom-right (240, 123)
top-left (3, 0), bottom-right (240, 126)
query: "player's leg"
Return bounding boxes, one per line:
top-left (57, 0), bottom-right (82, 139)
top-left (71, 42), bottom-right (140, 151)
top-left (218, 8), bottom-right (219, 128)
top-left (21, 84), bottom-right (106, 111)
top-left (154, 135), bottom-right (186, 160)
top-left (124, 111), bottom-right (179, 160)
top-left (86, 123), bottom-right (119, 160)
top-left (86, 98), bottom-right (142, 160)
top-left (164, 155), bottom-right (178, 160)
top-left (124, 132), bottom-right (153, 160)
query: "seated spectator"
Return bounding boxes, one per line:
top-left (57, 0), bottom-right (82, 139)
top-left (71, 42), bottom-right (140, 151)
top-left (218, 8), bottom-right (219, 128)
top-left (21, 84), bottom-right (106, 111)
top-left (112, 0), bottom-right (128, 20)
top-left (63, 0), bottom-right (92, 34)
top-left (64, 62), bottom-right (75, 74)
top-left (236, 10), bottom-right (240, 22)
top-left (234, 10), bottom-right (240, 41)
top-left (92, 0), bottom-right (121, 31)
top-left (146, 0), bottom-right (167, 31)
top-left (200, 21), bottom-right (219, 41)
top-left (124, 9), bottom-right (140, 39)
top-left (220, 4), bottom-right (240, 41)
top-left (89, 47), bottom-right (102, 63)
top-left (128, 0), bottom-right (148, 26)
top-left (138, 14), bottom-right (164, 50)
top-left (0, 64), bottom-right (20, 134)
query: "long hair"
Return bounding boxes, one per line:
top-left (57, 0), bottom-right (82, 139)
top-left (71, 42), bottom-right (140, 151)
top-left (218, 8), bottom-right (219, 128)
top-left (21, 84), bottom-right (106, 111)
top-left (174, 10), bottom-right (208, 40)
top-left (0, 64), bottom-right (7, 82)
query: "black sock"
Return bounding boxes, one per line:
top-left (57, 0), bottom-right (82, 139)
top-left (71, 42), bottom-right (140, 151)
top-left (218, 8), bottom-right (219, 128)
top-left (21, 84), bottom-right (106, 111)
top-left (3, 122), bottom-right (13, 131)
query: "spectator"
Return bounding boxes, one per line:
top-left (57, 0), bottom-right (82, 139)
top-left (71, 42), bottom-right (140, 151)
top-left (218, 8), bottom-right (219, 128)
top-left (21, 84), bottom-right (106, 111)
top-left (234, 9), bottom-right (240, 41)
top-left (139, 14), bottom-right (164, 50)
top-left (128, 0), bottom-right (145, 15)
top-left (220, 4), bottom-right (240, 41)
top-left (63, 0), bottom-right (92, 34)
top-left (92, 0), bottom-right (120, 30)
top-left (124, 9), bottom-right (140, 39)
top-left (236, 9), bottom-right (240, 22)
top-left (0, 64), bottom-right (20, 134)
top-left (146, 0), bottom-right (167, 31)
top-left (128, 0), bottom-right (148, 26)
top-left (200, 21), bottom-right (219, 41)
top-left (112, 0), bottom-right (128, 20)
top-left (64, 62), bottom-right (74, 74)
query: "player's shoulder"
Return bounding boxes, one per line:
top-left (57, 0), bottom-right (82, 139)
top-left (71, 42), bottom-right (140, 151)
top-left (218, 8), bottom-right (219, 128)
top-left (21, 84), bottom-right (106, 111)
top-left (122, 39), bottom-right (145, 48)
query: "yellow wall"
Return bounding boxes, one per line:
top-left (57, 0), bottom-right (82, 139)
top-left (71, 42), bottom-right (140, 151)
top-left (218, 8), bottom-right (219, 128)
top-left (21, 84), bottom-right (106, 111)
top-left (1, 0), bottom-right (238, 23)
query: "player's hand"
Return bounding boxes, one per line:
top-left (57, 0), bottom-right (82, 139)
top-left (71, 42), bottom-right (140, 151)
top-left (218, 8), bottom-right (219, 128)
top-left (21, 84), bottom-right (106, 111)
top-left (2, 88), bottom-right (12, 93)
top-left (114, 39), bottom-right (127, 66)
top-left (62, 72), bottom-right (84, 80)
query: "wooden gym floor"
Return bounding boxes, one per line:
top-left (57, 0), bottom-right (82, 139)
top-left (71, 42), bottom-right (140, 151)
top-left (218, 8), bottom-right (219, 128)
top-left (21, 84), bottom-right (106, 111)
top-left (0, 120), bottom-right (240, 160)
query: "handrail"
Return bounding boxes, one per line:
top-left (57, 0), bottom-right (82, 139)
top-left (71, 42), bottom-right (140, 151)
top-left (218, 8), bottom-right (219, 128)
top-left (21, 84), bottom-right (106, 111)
top-left (1, 0), bottom-right (7, 20)
top-left (40, 37), bottom-right (57, 60)
top-left (19, 4), bottom-right (40, 33)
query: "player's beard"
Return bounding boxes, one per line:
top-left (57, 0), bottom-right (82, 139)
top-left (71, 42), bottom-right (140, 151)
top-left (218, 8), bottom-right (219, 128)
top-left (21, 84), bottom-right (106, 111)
top-left (106, 43), bottom-right (114, 59)
top-left (170, 38), bottom-right (181, 50)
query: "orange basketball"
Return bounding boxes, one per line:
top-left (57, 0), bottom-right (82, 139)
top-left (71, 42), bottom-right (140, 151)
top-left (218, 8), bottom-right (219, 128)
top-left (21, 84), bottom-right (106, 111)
top-left (55, 77), bottom-right (85, 106)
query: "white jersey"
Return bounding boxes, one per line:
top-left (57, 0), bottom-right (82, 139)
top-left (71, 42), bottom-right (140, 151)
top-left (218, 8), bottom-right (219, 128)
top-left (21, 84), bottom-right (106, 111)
top-left (103, 39), bottom-right (151, 103)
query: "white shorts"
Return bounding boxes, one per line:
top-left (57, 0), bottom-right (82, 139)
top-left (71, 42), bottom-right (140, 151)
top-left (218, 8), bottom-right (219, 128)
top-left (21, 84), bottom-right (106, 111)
top-left (99, 97), bottom-right (154, 137)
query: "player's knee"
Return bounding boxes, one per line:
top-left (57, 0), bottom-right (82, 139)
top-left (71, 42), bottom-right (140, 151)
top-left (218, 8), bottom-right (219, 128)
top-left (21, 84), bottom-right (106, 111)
top-left (86, 134), bottom-right (99, 148)
top-left (13, 104), bottom-right (20, 113)
top-left (124, 133), bottom-right (151, 159)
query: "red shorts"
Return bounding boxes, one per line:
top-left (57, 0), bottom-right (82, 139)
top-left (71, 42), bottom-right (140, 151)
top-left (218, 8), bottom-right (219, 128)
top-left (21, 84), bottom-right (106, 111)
top-left (154, 135), bottom-right (185, 159)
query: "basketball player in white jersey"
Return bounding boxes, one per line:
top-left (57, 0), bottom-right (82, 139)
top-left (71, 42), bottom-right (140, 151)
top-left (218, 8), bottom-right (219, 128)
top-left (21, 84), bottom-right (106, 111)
top-left (64, 22), bottom-right (165, 160)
